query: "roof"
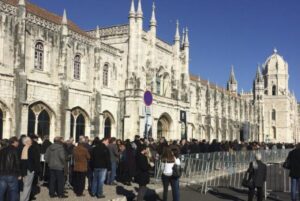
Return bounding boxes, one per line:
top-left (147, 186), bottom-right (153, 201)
top-left (6, 0), bottom-right (92, 39)
top-left (190, 74), bottom-right (240, 98)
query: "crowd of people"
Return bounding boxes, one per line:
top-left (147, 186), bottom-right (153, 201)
top-left (0, 134), bottom-right (297, 201)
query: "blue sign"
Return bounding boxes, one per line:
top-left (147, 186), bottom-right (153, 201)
top-left (144, 91), bottom-right (153, 106)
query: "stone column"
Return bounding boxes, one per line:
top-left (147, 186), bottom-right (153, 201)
top-left (20, 104), bottom-right (29, 135)
top-left (99, 114), bottom-right (104, 139)
top-left (64, 109), bottom-right (71, 140)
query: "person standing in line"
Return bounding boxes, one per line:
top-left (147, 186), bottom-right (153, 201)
top-left (286, 143), bottom-right (300, 201)
top-left (247, 153), bottom-right (267, 201)
top-left (72, 136), bottom-right (90, 197)
top-left (90, 137), bottom-right (111, 199)
top-left (20, 137), bottom-right (36, 201)
top-left (28, 135), bottom-right (41, 201)
top-left (0, 137), bottom-right (21, 201)
top-left (161, 147), bottom-right (180, 201)
top-left (45, 136), bottom-right (68, 199)
top-left (135, 144), bottom-right (151, 201)
top-left (171, 148), bottom-right (181, 201)
top-left (40, 135), bottom-right (52, 184)
top-left (83, 136), bottom-right (93, 192)
top-left (107, 137), bottom-right (120, 185)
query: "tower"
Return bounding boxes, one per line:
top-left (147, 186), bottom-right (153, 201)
top-left (253, 65), bottom-right (264, 102)
top-left (127, 0), bottom-right (136, 82)
top-left (262, 49), bottom-right (291, 143)
top-left (253, 65), bottom-right (264, 141)
top-left (227, 66), bottom-right (238, 94)
top-left (263, 48), bottom-right (289, 96)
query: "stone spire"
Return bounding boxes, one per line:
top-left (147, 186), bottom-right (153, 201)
top-left (184, 27), bottom-right (189, 47)
top-left (181, 28), bottom-right (185, 47)
top-left (129, 0), bottom-right (135, 18)
top-left (150, 1), bottom-right (156, 27)
top-left (62, 9), bottom-right (68, 25)
top-left (229, 65), bottom-right (237, 84)
top-left (96, 25), bottom-right (100, 39)
top-left (136, 0), bottom-right (143, 18)
top-left (255, 65), bottom-right (263, 82)
top-left (174, 20), bottom-right (180, 42)
top-left (227, 65), bottom-right (238, 94)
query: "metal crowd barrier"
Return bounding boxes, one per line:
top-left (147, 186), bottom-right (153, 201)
top-left (154, 149), bottom-right (292, 195)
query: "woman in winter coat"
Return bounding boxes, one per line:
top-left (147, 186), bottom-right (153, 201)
top-left (161, 146), bottom-right (180, 201)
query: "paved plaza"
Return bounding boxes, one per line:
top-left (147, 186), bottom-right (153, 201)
top-left (36, 184), bottom-right (290, 201)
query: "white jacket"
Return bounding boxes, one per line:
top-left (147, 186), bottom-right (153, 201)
top-left (161, 158), bottom-right (181, 176)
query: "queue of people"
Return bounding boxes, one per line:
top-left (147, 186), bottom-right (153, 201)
top-left (0, 133), bottom-right (298, 201)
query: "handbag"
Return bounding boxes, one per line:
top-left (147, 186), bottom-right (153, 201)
top-left (241, 172), bottom-right (254, 188)
top-left (172, 164), bottom-right (182, 178)
top-left (282, 157), bottom-right (291, 169)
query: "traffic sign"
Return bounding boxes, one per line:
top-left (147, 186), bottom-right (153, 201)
top-left (144, 91), bottom-right (153, 106)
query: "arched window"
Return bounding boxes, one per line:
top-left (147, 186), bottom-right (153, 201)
top-left (103, 64), bottom-right (109, 87)
top-left (272, 85), bottom-right (277, 96)
top-left (272, 109), bottom-right (276, 121)
top-left (34, 42), bottom-right (44, 70)
top-left (74, 55), bottom-right (81, 80)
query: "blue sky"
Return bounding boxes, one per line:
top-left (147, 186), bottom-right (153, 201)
top-left (29, 0), bottom-right (300, 101)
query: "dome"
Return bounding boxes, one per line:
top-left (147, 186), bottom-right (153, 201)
top-left (263, 49), bottom-right (287, 75)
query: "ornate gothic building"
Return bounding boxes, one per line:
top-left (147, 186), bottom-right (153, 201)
top-left (0, 0), bottom-right (298, 142)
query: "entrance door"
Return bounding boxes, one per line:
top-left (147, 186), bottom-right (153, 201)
top-left (157, 121), bottom-right (163, 139)
top-left (76, 114), bottom-right (85, 142)
top-left (38, 110), bottom-right (50, 138)
top-left (104, 118), bottom-right (111, 138)
top-left (157, 115), bottom-right (171, 139)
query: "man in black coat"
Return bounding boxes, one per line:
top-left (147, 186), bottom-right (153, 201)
top-left (29, 135), bottom-right (42, 200)
top-left (247, 153), bottom-right (267, 201)
top-left (0, 137), bottom-right (21, 201)
top-left (90, 137), bottom-right (111, 199)
top-left (286, 143), bottom-right (300, 201)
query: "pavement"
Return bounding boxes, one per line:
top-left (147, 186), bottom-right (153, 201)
top-left (158, 186), bottom-right (291, 201)
top-left (35, 180), bottom-right (164, 201)
top-left (35, 182), bottom-right (290, 201)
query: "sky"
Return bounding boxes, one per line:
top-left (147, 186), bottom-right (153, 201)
top-left (29, 0), bottom-right (300, 101)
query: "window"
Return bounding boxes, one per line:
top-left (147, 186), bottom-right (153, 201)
top-left (272, 127), bottom-right (276, 139)
top-left (103, 64), bottom-right (109, 87)
top-left (272, 85), bottom-right (277, 96)
top-left (272, 109), bottom-right (276, 121)
top-left (156, 75), bottom-right (161, 95)
top-left (34, 42), bottom-right (44, 70)
top-left (74, 55), bottom-right (81, 80)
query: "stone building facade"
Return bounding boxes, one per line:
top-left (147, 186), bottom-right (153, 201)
top-left (0, 0), bottom-right (298, 142)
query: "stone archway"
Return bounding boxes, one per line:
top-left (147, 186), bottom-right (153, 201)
top-left (103, 111), bottom-right (115, 138)
top-left (157, 113), bottom-right (172, 140)
top-left (70, 107), bottom-right (89, 142)
top-left (27, 102), bottom-right (54, 139)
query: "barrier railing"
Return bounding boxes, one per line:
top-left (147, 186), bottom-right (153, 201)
top-left (154, 149), bottom-right (291, 194)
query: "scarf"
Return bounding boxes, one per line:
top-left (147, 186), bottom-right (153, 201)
top-left (21, 145), bottom-right (31, 160)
